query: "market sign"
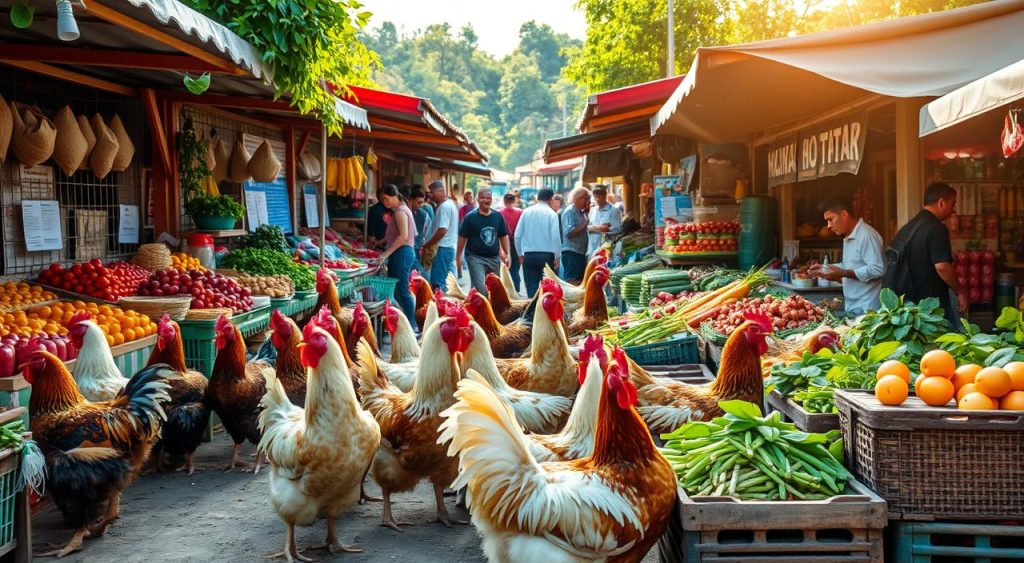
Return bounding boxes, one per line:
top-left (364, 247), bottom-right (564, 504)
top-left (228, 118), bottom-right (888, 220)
top-left (767, 112), bottom-right (868, 187)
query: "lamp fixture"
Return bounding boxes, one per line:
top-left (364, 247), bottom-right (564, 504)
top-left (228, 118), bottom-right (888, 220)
top-left (56, 0), bottom-right (79, 41)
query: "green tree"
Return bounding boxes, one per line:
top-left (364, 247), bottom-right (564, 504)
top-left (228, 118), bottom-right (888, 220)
top-left (499, 52), bottom-right (557, 129)
top-left (518, 21), bottom-right (580, 84)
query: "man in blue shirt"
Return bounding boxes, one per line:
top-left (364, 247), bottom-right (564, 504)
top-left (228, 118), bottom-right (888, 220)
top-left (560, 187), bottom-right (590, 283)
top-left (409, 188), bottom-right (432, 276)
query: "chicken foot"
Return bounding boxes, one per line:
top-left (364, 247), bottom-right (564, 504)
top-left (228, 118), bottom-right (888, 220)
top-left (380, 490), bottom-right (412, 532)
top-left (433, 483), bottom-right (468, 528)
top-left (86, 492), bottom-right (122, 538)
top-left (174, 453), bottom-right (204, 476)
top-left (34, 528), bottom-right (89, 558)
top-left (358, 463), bottom-right (381, 504)
top-left (222, 443), bottom-right (255, 472)
top-left (305, 517), bottom-right (363, 554)
top-left (265, 522), bottom-right (313, 563)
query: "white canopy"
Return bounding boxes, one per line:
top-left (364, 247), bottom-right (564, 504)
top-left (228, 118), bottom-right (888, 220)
top-left (920, 58), bottom-right (1024, 137)
top-left (652, 0), bottom-right (1024, 143)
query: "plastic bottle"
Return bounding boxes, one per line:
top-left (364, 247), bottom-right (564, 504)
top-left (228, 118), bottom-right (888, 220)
top-left (781, 258), bottom-right (791, 284)
top-left (819, 253), bottom-right (831, 287)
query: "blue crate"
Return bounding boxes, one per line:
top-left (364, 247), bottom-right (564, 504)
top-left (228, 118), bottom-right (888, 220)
top-left (623, 333), bottom-right (700, 366)
top-left (892, 521), bottom-right (1024, 562)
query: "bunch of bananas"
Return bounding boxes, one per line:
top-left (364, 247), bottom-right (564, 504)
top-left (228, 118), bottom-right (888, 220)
top-left (324, 156), bottom-right (367, 196)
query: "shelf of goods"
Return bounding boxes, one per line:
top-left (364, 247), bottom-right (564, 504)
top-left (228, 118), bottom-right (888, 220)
top-left (835, 390), bottom-right (1024, 521)
top-left (658, 479), bottom-right (887, 563)
top-left (766, 390), bottom-right (840, 433)
top-left (178, 307), bottom-right (271, 378)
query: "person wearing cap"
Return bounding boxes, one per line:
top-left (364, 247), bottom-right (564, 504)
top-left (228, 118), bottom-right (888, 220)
top-left (515, 188), bottom-right (561, 296)
top-left (420, 180), bottom-right (459, 291)
top-left (587, 185), bottom-right (622, 257)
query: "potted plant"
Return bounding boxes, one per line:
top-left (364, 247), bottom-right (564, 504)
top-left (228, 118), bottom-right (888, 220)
top-left (186, 194), bottom-right (245, 230)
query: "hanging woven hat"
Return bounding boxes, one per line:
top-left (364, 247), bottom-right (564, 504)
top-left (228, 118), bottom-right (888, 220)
top-left (10, 103), bottom-right (56, 167)
top-left (76, 114), bottom-right (96, 170)
top-left (228, 138), bottom-right (251, 183)
top-left (109, 115), bottom-right (134, 171)
top-left (211, 136), bottom-right (230, 182)
top-left (205, 137), bottom-right (216, 171)
top-left (0, 95), bottom-right (12, 163)
top-left (297, 151), bottom-right (321, 181)
top-left (89, 114), bottom-right (119, 180)
top-left (52, 106), bottom-right (87, 177)
top-left (247, 138), bottom-right (281, 182)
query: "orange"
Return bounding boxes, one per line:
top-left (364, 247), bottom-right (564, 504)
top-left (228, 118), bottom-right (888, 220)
top-left (113, 333), bottom-right (125, 346)
top-left (105, 335), bottom-right (115, 347)
top-left (920, 350), bottom-right (956, 378)
top-left (958, 392), bottom-right (997, 410)
top-left (1000, 390), bottom-right (1024, 410)
top-left (1005, 362), bottom-right (1024, 392)
top-left (975, 367), bottom-right (1012, 399)
top-left (952, 364), bottom-right (982, 392)
top-left (917, 376), bottom-right (955, 407)
top-left (914, 373), bottom-right (926, 396)
top-left (122, 328), bottom-right (136, 341)
top-left (877, 360), bottom-right (911, 383)
top-left (876, 375), bottom-right (909, 406)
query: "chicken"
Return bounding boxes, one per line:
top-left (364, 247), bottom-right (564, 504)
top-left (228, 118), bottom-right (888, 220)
top-left (258, 322), bottom-right (380, 562)
top-left (269, 310), bottom-right (307, 405)
top-left (373, 300), bottom-right (421, 392)
top-left (66, 311), bottom-right (126, 402)
top-left (307, 306), bottom-right (356, 369)
top-left (346, 301), bottom-right (380, 360)
top-left (464, 288), bottom-right (532, 358)
top-left (421, 299), bottom-right (440, 335)
top-left (203, 315), bottom-right (271, 473)
top-left (445, 272), bottom-right (468, 300)
top-left (628, 312), bottom-right (772, 435)
top-left (460, 321), bottom-right (572, 434)
top-left (27, 352), bottom-right (174, 557)
top-left (439, 343), bottom-right (676, 563)
top-left (145, 315), bottom-right (210, 476)
top-left (354, 306), bottom-right (474, 531)
top-left (465, 280), bottom-right (578, 397)
top-left (410, 270), bottom-right (435, 329)
top-left (484, 273), bottom-right (531, 323)
top-left (566, 265), bottom-right (611, 338)
top-left (311, 268), bottom-right (379, 354)
top-left (499, 262), bottom-right (524, 300)
top-left (542, 249), bottom-right (609, 314)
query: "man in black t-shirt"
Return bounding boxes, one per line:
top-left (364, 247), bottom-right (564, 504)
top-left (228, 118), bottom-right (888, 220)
top-left (457, 188), bottom-right (510, 295)
top-left (887, 182), bottom-right (968, 325)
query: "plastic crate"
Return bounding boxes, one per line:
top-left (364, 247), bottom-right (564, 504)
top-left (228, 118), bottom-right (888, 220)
top-left (659, 479), bottom-right (887, 562)
top-left (835, 389), bottom-right (1024, 521)
top-left (357, 276), bottom-right (397, 302)
top-left (178, 307), bottom-right (271, 377)
top-left (337, 278), bottom-right (356, 299)
top-left (892, 521), bottom-right (1024, 562)
top-left (766, 390), bottom-right (840, 433)
top-left (0, 446), bottom-right (21, 555)
top-left (623, 333), bottom-right (700, 366)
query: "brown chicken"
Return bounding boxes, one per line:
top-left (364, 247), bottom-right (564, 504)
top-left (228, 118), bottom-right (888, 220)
top-left (269, 310), bottom-right (306, 406)
top-left (27, 352), bottom-right (174, 557)
top-left (145, 315), bottom-right (210, 476)
top-left (346, 301), bottom-right (380, 360)
top-left (410, 270), bottom-right (435, 329)
top-left (627, 312), bottom-right (772, 434)
top-left (312, 268), bottom-right (379, 354)
top-left (484, 273), bottom-right (531, 323)
top-left (204, 315), bottom-right (271, 473)
top-left (543, 249), bottom-right (609, 315)
top-left (464, 288), bottom-right (532, 358)
top-left (566, 264), bottom-right (612, 338)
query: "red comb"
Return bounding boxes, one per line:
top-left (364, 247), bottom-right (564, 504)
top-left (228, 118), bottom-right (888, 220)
top-left (270, 309), bottom-right (291, 333)
top-left (354, 301), bottom-right (366, 319)
top-left (743, 310), bottom-right (774, 332)
top-left (383, 299), bottom-right (392, 315)
top-left (433, 288), bottom-right (444, 303)
top-left (69, 311), bottom-right (92, 325)
top-left (215, 315), bottom-right (232, 332)
top-left (540, 278), bottom-right (563, 299)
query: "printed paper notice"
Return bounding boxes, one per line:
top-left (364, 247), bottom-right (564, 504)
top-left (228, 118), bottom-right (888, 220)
top-left (245, 190), bottom-right (269, 231)
top-left (22, 200), bottom-right (63, 252)
top-left (660, 197), bottom-right (678, 219)
top-left (304, 189), bottom-right (320, 228)
top-left (118, 205), bottom-right (140, 244)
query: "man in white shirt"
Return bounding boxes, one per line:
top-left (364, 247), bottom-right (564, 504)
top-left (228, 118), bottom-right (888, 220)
top-left (811, 197), bottom-right (884, 315)
top-left (515, 188), bottom-right (561, 297)
top-left (420, 181), bottom-right (459, 292)
top-left (587, 185), bottom-right (622, 256)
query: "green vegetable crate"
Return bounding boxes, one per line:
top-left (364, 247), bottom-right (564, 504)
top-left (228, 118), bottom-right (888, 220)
top-left (357, 276), bottom-right (397, 302)
top-left (891, 521), bottom-right (1024, 562)
top-left (624, 333), bottom-right (700, 366)
top-left (272, 292), bottom-right (318, 317)
top-left (766, 390), bottom-right (840, 433)
top-left (658, 479), bottom-right (887, 562)
top-left (0, 408), bottom-right (26, 560)
top-left (178, 307), bottom-right (271, 378)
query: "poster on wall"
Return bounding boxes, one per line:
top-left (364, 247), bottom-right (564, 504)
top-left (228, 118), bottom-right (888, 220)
top-left (118, 205), bottom-right (140, 244)
top-left (303, 184), bottom-right (321, 228)
top-left (22, 200), bottom-right (63, 252)
top-left (243, 176), bottom-right (293, 233)
top-left (767, 112), bottom-right (868, 187)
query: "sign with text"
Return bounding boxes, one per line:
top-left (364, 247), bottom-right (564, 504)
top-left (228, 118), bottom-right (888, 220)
top-left (766, 112), bottom-right (868, 187)
top-left (766, 134), bottom-right (798, 187)
top-left (243, 175), bottom-right (293, 233)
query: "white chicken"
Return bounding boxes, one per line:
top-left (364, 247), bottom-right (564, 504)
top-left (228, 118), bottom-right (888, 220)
top-left (66, 311), bottom-right (126, 402)
top-left (376, 300), bottom-right (421, 392)
top-left (499, 262), bottom-right (525, 300)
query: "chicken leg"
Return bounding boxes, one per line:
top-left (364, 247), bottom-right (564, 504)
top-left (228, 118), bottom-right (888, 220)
top-left (265, 522), bottom-right (313, 563)
top-left (174, 453), bottom-right (204, 476)
top-left (433, 482), bottom-right (468, 527)
top-left (358, 462), bottom-right (381, 503)
top-left (380, 490), bottom-right (411, 532)
top-left (88, 492), bottom-right (122, 538)
top-left (305, 516), bottom-right (363, 554)
top-left (35, 528), bottom-right (88, 558)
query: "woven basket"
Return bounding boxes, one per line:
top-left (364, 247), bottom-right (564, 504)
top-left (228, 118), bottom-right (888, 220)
top-left (297, 151), bottom-right (321, 180)
top-left (10, 103), bottom-right (55, 167)
top-left (0, 96), bottom-right (11, 163)
top-left (185, 307), bottom-right (232, 320)
top-left (248, 138), bottom-right (281, 182)
top-left (109, 115), bottom-right (134, 172)
top-left (228, 138), bottom-right (251, 183)
top-left (212, 137), bottom-right (229, 182)
top-left (132, 243), bottom-right (172, 271)
top-left (119, 296), bottom-right (192, 321)
top-left (52, 106), bottom-right (87, 177)
top-left (76, 114), bottom-right (96, 171)
top-left (89, 114), bottom-right (119, 179)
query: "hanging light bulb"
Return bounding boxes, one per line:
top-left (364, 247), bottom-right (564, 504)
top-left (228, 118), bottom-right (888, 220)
top-left (56, 0), bottom-right (79, 41)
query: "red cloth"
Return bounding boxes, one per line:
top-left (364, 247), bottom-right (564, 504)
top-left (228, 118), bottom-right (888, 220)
top-left (499, 207), bottom-right (523, 238)
top-left (459, 204), bottom-right (476, 222)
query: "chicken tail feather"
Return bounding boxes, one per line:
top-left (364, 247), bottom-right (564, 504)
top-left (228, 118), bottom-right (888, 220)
top-left (355, 338), bottom-right (387, 391)
top-left (446, 273), bottom-right (467, 300)
top-left (110, 363), bottom-right (175, 441)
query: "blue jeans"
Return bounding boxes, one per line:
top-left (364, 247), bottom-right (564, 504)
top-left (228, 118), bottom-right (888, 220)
top-left (522, 252), bottom-right (556, 298)
top-left (509, 241), bottom-right (521, 292)
top-left (429, 246), bottom-right (456, 292)
top-left (388, 246), bottom-right (418, 331)
top-left (561, 251), bottom-right (587, 282)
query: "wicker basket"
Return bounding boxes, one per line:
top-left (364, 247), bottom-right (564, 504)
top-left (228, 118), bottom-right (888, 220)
top-left (51, 105), bottom-right (87, 176)
top-left (119, 296), bottom-right (192, 321)
top-left (185, 307), bottom-right (232, 320)
top-left (109, 115), bottom-right (135, 172)
top-left (0, 95), bottom-right (11, 162)
top-left (132, 244), bottom-right (172, 271)
top-left (248, 138), bottom-right (281, 182)
top-left (89, 114), bottom-right (118, 180)
top-left (76, 114), bottom-right (95, 171)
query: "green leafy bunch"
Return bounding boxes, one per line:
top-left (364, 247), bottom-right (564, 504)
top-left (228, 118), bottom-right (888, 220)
top-left (936, 318), bottom-right (1024, 366)
top-left (185, 195), bottom-right (245, 221)
top-left (843, 289), bottom-right (947, 365)
top-left (765, 349), bottom-right (833, 398)
top-left (241, 225), bottom-right (289, 253)
top-left (827, 341), bottom-right (905, 390)
top-left (220, 248), bottom-right (314, 290)
top-left (183, 0), bottom-right (380, 134)
top-left (177, 118), bottom-right (211, 203)
top-left (996, 307), bottom-right (1024, 346)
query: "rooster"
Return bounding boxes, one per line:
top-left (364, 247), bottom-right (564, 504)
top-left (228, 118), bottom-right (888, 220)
top-left (566, 265), bottom-right (611, 338)
top-left (259, 322), bottom-right (380, 562)
top-left (499, 262), bottom-right (524, 300)
top-left (372, 300), bottom-right (421, 392)
top-left (411, 270), bottom-right (435, 329)
top-left (460, 321), bottom-right (572, 434)
top-left (421, 299), bottom-right (440, 336)
top-left (27, 352), bottom-right (174, 557)
top-left (346, 301), bottom-right (381, 360)
top-left (464, 288), bottom-right (532, 358)
top-left (307, 306), bottom-right (357, 370)
top-left (66, 311), bottom-right (126, 402)
top-left (439, 343), bottom-right (676, 562)
top-left (628, 311), bottom-right (772, 435)
top-left (354, 306), bottom-right (474, 531)
top-left (269, 310), bottom-right (307, 405)
top-left (484, 273), bottom-right (531, 323)
top-left (543, 249), bottom-right (608, 313)
top-left (445, 272), bottom-right (468, 300)
top-left (204, 315), bottom-right (271, 473)
top-left (145, 315), bottom-right (210, 476)
top-left (311, 268), bottom-right (379, 353)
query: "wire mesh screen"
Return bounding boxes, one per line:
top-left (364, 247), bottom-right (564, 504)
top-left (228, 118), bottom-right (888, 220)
top-left (0, 68), bottom-right (145, 278)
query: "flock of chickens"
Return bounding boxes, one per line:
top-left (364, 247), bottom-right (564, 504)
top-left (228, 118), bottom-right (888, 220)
top-left (25, 254), bottom-right (774, 562)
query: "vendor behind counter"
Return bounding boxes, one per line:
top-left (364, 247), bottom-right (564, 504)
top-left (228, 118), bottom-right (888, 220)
top-left (808, 197), bottom-right (884, 315)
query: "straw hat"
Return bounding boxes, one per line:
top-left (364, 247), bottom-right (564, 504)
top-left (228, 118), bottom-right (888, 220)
top-left (297, 151), bottom-right (321, 181)
top-left (211, 136), bottom-right (229, 182)
top-left (10, 103), bottom-right (56, 167)
top-left (109, 115), bottom-right (134, 171)
top-left (89, 114), bottom-right (119, 180)
top-left (76, 114), bottom-right (96, 171)
top-left (0, 95), bottom-right (11, 163)
top-left (248, 138), bottom-right (281, 182)
top-left (228, 138), bottom-right (251, 183)
top-left (52, 106), bottom-right (87, 177)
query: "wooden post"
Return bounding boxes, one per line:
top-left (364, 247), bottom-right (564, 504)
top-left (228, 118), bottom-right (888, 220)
top-left (285, 126), bottom-right (297, 232)
top-left (895, 98), bottom-right (926, 226)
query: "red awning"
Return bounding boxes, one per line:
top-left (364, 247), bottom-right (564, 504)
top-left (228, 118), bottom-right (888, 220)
top-left (578, 76), bottom-right (685, 132)
top-left (344, 85), bottom-right (422, 116)
top-left (537, 157), bottom-right (582, 174)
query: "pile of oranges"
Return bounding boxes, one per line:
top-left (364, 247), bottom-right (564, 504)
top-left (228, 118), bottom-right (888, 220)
top-left (170, 252), bottom-right (205, 272)
top-left (875, 350), bottom-right (1024, 411)
top-left (0, 301), bottom-right (155, 348)
top-left (0, 282), bottom-right (57, 313)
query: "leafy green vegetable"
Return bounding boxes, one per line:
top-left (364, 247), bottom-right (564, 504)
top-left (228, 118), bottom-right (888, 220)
top-left (177, 118), bottom-right (211, 204)
top-left (241, 225), bottom-right (289, 253)
top-left (843, 289), bottom-right (947, 365)
top-left (765, 349), bottom-right (833, 397)
top-left (186, 195), bottom-right (245, 221)
top-left (828, 341), bottom-right (905, 391)
top-left (220, 248), bottom-right (314, 290)
top-left (995, 306), bottom-right (1024, 346)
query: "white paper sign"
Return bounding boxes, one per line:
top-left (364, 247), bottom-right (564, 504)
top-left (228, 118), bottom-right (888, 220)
top-left (245, 190), bottom-right (269, 231)
top-left (22, 200), bottom-right (63, 251)
top-left (660, 197), bottom-right (678, 219)
top-left (118, 205), bottom-right (140, 244)
top-left (304, 190), bottom-right (320, 228)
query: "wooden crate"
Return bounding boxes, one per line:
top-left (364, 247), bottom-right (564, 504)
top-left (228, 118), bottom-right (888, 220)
top-left (766, 389), bottom-right (840, 433)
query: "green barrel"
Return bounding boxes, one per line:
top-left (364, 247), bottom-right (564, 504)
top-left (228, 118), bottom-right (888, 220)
top-left (995, 273), bottom-right (1016, 311)
top-left (738, 196), bottom-right (778, 270)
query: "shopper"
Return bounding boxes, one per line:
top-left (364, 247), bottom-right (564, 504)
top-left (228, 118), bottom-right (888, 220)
top-left (885, 182), bottom-right (968, 326)
top-left (409, 188), bottom-right (432, 276)
top-left (459, 190), bottom-right (476, 222)
top-left (560, 187), bottom-right (591, 283)
top-left (515, 188), bottom-right (561, 297)
top-left (552, 193), bottom-right (564, 214)
top-left (499, 192), bottom-right (524, 291)
top-left (810, 197), bottom-right (884, 315)
top-left (457, 188), bottom-right (509, 295)
top-left (587, 185), bottom-right (622, 257)
top-left (378, 184), bottom-right (418, 331)
top-left (420, 181), bottom-right (459, 292)
top-left (367, 197), bottom-right (389, 248)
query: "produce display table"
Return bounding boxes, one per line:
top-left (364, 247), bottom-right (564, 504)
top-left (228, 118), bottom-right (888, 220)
top-left (766, 389), bottom-right (840, 433)
top-left (771, 280), bottom-right (843, 305)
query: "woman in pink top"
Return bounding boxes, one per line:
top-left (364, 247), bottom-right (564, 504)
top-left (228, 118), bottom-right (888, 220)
top-left (499, 192), bottom-right (524, 292)
top-left (380, 184), bottom-right (418, 330)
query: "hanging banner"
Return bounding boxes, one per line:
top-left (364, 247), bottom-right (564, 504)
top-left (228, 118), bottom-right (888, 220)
top-left (766, 112), bottom-right (868, 187)
top-left (766, 134), bottom-right (798, 188)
